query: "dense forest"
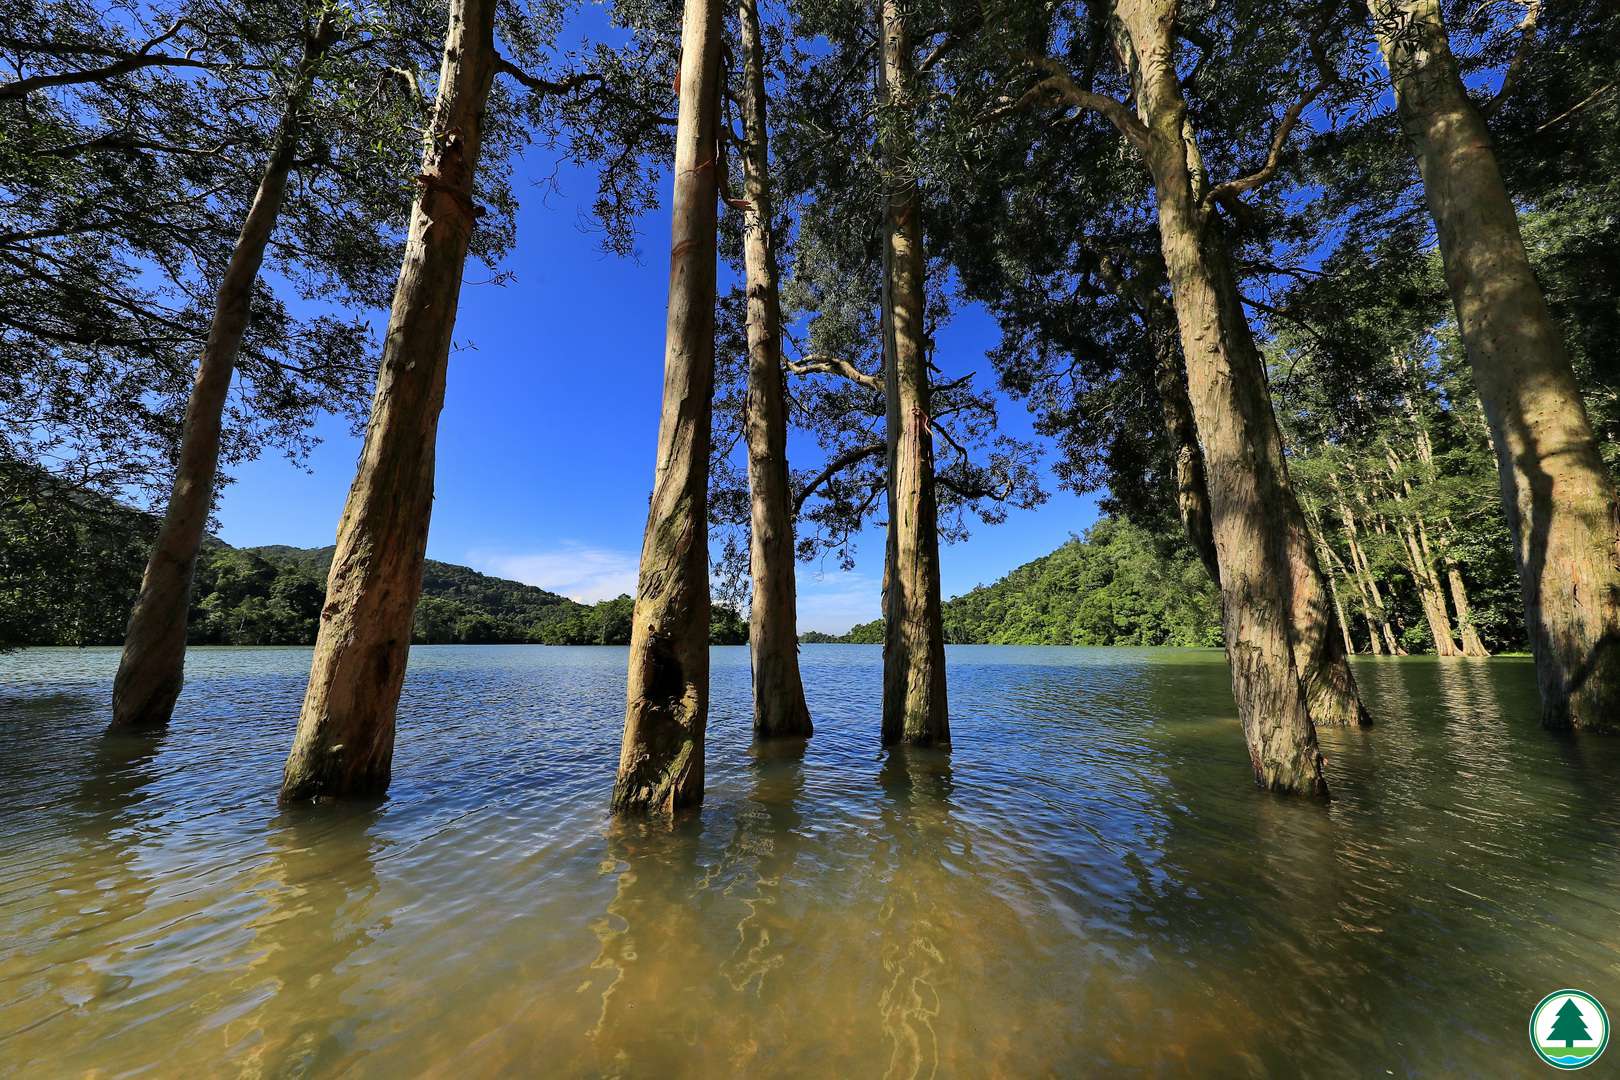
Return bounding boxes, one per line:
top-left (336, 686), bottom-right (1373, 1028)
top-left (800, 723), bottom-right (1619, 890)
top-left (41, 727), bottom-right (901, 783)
top-left (821, 517), bottom-right (1222, 646)
top-left (0, 486), bottom-right (745, 647)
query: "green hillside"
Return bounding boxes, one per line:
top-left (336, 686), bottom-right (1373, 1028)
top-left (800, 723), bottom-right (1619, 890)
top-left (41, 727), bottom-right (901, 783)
top-left (1, 479), bottom-right (745, 648)
top-left (826, 517), bottom-right (1221, 647)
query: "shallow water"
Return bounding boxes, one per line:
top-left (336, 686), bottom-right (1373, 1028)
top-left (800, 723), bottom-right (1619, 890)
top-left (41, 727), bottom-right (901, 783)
top-left (1, 645), bottom-right (1616, 1077)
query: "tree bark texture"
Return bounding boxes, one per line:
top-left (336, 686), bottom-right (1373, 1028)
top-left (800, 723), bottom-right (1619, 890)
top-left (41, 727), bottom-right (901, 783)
top-left (1446, 563), bottom-right (1490, 656)
top-left (279, 0), bottom-right (496, 802)
top-left (1115, 0), bottom-right (1330, 793)
top-left (110, 19), bottom-right (337, 732)
top-left (1371, 0), bottom-right (1620, 729)
top-left (1103, 251), bottom-right (1364, 719)
top-left (878, 0), bottom-right (949, 747)
top-left (737, 0), bottom-right (812, 739)
top-left (611, 0), bottom-right (723, 812)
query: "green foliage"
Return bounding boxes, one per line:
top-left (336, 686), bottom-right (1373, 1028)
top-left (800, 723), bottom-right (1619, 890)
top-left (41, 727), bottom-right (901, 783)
top-left (827, 517), bottom-right (1221, 647)
top-left (0, 487), bottom-right (745, 648)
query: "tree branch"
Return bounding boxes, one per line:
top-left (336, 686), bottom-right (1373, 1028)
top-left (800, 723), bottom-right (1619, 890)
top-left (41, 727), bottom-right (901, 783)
top-left (794, 442), bottom-right (885, 513)
top-left (1201, 81), bottom-right (1323, 213)
top-left (988, 54), bottom-right (1150, 151)
top-left (785, 353), bottom-right (883, 392)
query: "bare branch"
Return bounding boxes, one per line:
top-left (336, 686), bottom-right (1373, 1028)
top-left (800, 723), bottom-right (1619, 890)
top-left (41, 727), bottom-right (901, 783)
top-left (794, 442), bottom-right (886, 513)
top-left (987, 53), bottom-right (1150, 152)
top-left (785, 353), bottom-right (883, 392)
top-left (1201, 81), bottom-right (1323, 213)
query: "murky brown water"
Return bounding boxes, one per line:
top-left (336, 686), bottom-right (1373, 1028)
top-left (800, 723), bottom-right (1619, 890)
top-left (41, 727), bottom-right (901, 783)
top-left (2, 645), bottom-right (1616, 1077)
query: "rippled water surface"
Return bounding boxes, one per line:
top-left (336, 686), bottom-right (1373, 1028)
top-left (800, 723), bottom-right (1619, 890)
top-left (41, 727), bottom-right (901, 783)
top-left (2, 645), bottom-right (1617, 1077)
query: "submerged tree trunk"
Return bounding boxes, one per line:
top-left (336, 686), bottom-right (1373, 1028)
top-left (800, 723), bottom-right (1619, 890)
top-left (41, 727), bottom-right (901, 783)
top-left (611, 0), bottom-right (723, 812)
top-left (1103, 252), bottom-right (1364, 722)
top-left (1371, 0), bottom-right (1620, 729)
top-left (110, 20), bottom-right (336, 732)
top-left (278, 0), bottom-right (497, 802)
top-left (1446, 562), bottom-right (1490, 657)
top-left (877, 0), bottom-right (948, 747)
top-left (737, 0), bottom-right (811, 739)
top-left (1114, 0), bottom-right (1327, 793)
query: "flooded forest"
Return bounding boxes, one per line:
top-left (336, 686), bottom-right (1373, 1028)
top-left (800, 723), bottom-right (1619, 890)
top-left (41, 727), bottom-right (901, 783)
top-left (2, 0), bottom-right (1618, 1075)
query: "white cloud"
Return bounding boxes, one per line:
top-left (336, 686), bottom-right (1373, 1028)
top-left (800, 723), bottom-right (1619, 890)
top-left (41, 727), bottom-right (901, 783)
top-left (795, 570), bottom-right (881, 634)
top-left (467, 545), bottom-right (879, 632)
top-left (466, 543), bottom-right (640, 604)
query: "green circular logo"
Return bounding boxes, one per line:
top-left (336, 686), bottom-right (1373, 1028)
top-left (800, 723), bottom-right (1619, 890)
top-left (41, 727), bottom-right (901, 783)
top-left (1531, 990), bottom-right (1610, 1070)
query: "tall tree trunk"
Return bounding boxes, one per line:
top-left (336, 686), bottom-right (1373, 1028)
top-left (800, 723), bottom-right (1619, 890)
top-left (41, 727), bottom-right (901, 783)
top-left (1370, 0), bottom-right (1620, 730)
top-left (877, 0), bottom-right (948, 747)
top-left (278, 0), bottom-right (497, 803)
top-left (737, 0), bottom-right (811, 739)
top-left (611, 0), bottom-right (723, 812)
top-left (1446, 562), bottom-right (1490, 657)
top-left (109, 19), bottom-right (336, 732)
top-left (1398, 518), bottom-right (1460, 655)
top-left (1338, 487), bottom-right (1404, 655)
top-left (1095, 255), bottom-right (1218, 580)
top-left (1114, 0), bottom-right (1327, 794)
top-left (1102, 252), bottom-right (1364, 718)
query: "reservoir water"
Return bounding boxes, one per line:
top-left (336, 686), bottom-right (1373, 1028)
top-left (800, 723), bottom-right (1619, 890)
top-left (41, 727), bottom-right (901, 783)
top-left (1, 645), bottom-right (1615, 1076)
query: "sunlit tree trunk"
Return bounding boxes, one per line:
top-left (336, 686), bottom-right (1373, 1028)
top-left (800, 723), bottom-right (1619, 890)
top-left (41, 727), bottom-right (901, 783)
top-left (737, 0), bottom-right (811, 739)
top-left (1371, 0), bottom-right (1620, 729)
top-left (1337, 486), bottom-right (1404, 655)
top-left (877, 0), bottom-right (948, 747)
top-left (611, 0), bottom-right (723, 812)
top-left (1446, 562), bottom-right (1490, 657)
top-left (110, 19), bottom-right (336, 732)
top-left (1105, 252), bottom-right (1364, 720)
top-left (1114, 0), bottom-right (1327, 794)
top-left (278, 0), bottom-right (497, 802)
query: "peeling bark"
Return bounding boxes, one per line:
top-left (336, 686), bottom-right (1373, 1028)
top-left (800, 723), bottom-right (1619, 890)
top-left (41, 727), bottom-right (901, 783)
top-left (110, 19), bottom-right (337, 732)
top-left (279, 0), bottom-right (497, 802)
top-left (1371, 0), bottom-right (1620, 729)
top-left (1113, 0), bottom-right (1329, 793)
top-left (612, 0), bottom-right (723, 812)
top-left (738, 0), bottom-right (811, 739)
top-left (1104, 253), bottom-right (1363, 723)
top-left (878, 0), bottom-right (949, 747)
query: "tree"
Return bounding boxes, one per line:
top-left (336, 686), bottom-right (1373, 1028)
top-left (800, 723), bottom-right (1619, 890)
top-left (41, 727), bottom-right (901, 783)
top-left (110, 8), bottom-right (345, 731)
top-left (1547, 998), bottom-right (1593, 1048)
top-left (1367, 0), bottom-right (1620, 731)
top-left (875, 0), bottom-right (948, 747)
top-left (612, 0), bottom-right (724, 815)
top-left (734, 0), bottom-right (812, 739)
top-left (280, 0), bottom-right (505, 803)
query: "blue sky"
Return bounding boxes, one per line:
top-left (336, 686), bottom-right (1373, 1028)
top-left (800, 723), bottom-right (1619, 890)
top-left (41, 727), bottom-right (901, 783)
top-left (215, 151), bottom-right (1099, 633)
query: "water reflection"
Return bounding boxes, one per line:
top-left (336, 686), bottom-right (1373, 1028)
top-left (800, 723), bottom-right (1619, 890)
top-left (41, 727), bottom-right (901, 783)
top-left (1, 646), bottom-right (1617, 1076)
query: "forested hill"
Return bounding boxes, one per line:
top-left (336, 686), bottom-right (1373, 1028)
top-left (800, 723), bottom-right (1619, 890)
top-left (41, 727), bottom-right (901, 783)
top-left (1, 485), bottom-right (746, 648)
top-left (190, 544), bottom-right (743, 646)
top-left (817, 517), bottom-right (1223, 647)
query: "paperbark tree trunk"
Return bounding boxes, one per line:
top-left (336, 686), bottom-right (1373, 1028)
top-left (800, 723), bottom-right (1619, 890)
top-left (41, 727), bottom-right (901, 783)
top-left (109, 19), bottom-right (336, 732)
top-left (1338, 489), bottom-right (1404, 655)
top-left (1399, 519), bottom-right (1460, 655)
top-left (1114, 0), bottom-right (1327, 793)
top-left (1446, 563), bottom-right (1490, 657)
top-left (611, 0), bottom-right (723, 812)
top-left (1101, 252), bottom-right (1364, 719)
top-left (1370, 0), bottom-right (1620, 729)
top-left (737, 0), bottom-right (811, 739)
top-left (278, 0), bottom-right (497, 802)
top-left (877, 0), bottom-right (948, 747)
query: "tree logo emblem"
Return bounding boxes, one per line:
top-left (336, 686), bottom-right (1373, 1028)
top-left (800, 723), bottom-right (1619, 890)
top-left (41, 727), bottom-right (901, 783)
top-left (1531, 990), bottom-right (1610, 1070)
